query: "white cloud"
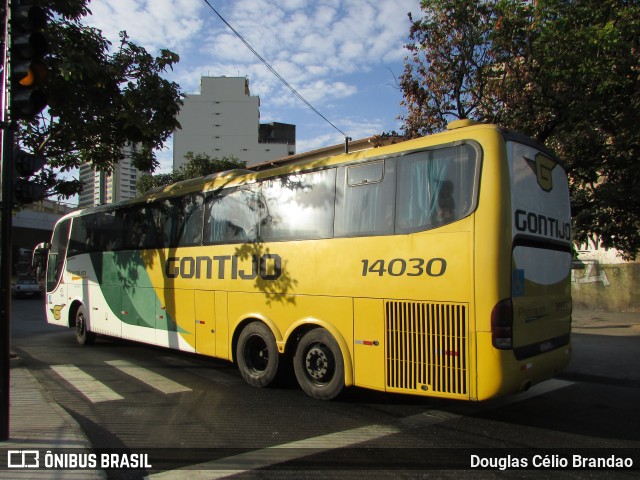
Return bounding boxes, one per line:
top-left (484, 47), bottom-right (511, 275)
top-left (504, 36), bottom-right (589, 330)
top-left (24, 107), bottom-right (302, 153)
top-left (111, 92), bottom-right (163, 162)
top-left (86, 0), bottom-right (205, 52)
top-left (194, 0), bottom-right (415, 103)
top-left (297, 132), bottom-right (341, 154)
top-left (283, 79), bottom-right (357, 106)
top-left (85, 0), bottom-right (415, 100)
top-left (296, 115), bottom-right (386, 153)
top-left (83, 0), bottom-right (417, 154)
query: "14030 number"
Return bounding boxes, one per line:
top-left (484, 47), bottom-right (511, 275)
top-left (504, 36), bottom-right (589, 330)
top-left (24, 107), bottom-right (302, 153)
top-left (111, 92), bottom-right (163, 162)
top-left (361, 258), bottom-right (447, 277)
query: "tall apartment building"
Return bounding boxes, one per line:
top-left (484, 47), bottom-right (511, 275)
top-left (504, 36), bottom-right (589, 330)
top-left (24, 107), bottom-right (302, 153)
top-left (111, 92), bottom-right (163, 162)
top-left (78, 76), bottom-right (293, 207)
top-left (173, 76), bottom-right (295, 169)
top-left (78, 153), bottom-right (140, 208)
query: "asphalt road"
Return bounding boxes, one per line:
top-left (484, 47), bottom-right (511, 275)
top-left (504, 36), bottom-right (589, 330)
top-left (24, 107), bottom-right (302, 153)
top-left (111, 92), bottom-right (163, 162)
top-left (9, 298), bottom-right (640, 479)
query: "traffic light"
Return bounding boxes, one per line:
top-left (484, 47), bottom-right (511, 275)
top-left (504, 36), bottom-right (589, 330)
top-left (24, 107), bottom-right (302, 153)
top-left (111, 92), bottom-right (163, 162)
top-left (13, 148), bottom-right (47, 205)
top-left (10, 0), bottom-right (49, 120)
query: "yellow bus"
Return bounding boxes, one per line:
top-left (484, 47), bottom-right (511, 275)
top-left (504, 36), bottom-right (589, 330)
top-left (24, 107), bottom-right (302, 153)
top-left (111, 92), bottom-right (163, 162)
top-left (38, 120), bottom-right (572, 400)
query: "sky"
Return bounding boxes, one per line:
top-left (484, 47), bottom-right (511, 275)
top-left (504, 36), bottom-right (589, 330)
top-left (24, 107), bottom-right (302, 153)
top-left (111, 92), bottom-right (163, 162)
top-left (83, 0), bottom-right (421, 173)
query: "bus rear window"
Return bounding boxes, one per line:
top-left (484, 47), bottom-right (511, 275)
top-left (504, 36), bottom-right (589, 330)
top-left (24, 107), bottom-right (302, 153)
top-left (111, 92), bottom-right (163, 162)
top-left (507, 141), bottom-right (571, 245)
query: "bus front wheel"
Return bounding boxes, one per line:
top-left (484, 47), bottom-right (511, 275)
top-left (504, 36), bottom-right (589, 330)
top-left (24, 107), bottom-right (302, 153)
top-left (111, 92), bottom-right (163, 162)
top-left (75, 305), bottom-right (96, 345)
top-left (294, 328), bottom-right (344, 400)
top-left (236, 322), bottom-right (279, 388)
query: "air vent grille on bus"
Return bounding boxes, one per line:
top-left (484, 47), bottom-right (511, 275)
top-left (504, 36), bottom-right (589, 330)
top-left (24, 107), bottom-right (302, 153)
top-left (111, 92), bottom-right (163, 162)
top-left (385, 301), bottom-right (468, 397)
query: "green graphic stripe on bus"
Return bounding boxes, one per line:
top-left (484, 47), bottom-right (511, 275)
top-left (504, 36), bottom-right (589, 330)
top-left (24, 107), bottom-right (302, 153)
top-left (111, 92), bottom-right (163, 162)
top-left (89, 252), bottom-right (189, 333)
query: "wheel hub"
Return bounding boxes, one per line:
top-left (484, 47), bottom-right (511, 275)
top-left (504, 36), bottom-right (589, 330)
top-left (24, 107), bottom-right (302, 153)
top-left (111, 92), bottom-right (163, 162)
top-left (245, 335), bottom-right (269, 372)
top-left (306, 346), bottom-right (329, 380)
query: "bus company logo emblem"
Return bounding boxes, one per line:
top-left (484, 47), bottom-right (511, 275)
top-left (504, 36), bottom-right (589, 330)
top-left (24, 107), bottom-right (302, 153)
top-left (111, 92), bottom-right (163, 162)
top-left (51, 304), bottom-right (65, 320)
top-left (524, 153), bottom-right (556, 192)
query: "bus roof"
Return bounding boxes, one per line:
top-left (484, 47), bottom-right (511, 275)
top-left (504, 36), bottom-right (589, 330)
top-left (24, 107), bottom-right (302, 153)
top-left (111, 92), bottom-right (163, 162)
top-left (64, 121), bottom-right (555, 220)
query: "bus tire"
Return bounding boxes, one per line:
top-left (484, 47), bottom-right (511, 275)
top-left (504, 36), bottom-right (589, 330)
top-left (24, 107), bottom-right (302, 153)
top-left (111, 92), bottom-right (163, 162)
top-left (236, 322), bottom-right (279, 388)
top-left (75, 305), bottom-right (96, 345)
top-left (294, 328), bottom-right (344, 400)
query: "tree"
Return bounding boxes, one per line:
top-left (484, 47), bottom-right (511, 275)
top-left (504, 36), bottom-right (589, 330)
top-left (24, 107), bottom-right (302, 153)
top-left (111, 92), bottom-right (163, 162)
top-left (400, 0), bottom-right (640, 260)
top-left (12, 0), bottom-right (183, 199)
top-left (136, 152), bottom-right (247, 195)
top-left (400, 0), bottom-right (497, 137)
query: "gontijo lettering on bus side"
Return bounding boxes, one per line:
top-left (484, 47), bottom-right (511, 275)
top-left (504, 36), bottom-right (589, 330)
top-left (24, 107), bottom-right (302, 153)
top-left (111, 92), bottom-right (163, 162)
top-left (164, 253), bottom-right (282, 280)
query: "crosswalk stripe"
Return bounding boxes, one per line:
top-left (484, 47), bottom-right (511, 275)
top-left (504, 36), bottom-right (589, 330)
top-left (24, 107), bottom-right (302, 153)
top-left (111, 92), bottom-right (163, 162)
top-left (51, 365), bottom-right (124, 403)
top-left (105, 360), bottom-right (192, 394)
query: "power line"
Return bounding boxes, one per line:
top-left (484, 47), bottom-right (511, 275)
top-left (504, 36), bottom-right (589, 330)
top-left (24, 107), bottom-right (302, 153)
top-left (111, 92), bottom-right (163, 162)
top-left (202, 0), bottom-right (350, 139)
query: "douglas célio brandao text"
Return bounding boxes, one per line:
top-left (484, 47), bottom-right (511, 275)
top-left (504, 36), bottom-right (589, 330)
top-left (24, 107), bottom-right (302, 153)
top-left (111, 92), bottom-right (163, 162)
top-left (470, 453), bottom-right (634, 470)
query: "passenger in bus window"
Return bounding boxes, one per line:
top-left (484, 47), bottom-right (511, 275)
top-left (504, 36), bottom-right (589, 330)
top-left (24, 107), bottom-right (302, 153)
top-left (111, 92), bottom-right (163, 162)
top-left (437, 180), bottom-right (455, 224)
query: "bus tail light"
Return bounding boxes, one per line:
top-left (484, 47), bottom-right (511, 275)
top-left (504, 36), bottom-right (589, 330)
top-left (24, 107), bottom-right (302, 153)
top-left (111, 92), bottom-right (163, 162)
top-left (491, 299), bottom-right (513, 350)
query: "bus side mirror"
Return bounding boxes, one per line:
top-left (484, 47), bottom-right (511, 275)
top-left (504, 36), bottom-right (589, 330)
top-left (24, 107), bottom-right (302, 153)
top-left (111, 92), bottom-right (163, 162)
top-left (32, 242), bottom-right (50, 279)
top-left (32, 242), bottom-right (50, 262)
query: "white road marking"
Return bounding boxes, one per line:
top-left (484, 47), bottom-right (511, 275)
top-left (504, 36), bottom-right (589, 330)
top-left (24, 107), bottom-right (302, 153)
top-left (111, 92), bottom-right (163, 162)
top-left (145, 378), bottom-right (575, 479)
top-left (106, 360), bottom-right (192, 394)
top-left (51, 365), bottom-right (124, 403)
top-left (146, 424), bottom-right (401, 479)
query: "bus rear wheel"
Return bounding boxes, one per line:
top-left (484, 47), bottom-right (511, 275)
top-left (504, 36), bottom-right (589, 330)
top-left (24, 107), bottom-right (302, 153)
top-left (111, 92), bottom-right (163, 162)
top-left (294, 328), bottom-right (344, 400)
top-left (75, 305), bottom-right (96, 345)
top-left (236, 322), bottom-right (279, 388)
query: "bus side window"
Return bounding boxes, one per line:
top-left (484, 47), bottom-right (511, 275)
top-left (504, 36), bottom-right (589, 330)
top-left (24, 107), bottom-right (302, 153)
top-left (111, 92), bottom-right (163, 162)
top-left (335, 161), bottom-right (395, 237)
top-left (117, 206), bottom-right (157, 249)
top-left (154, 200), bottom-right (173, 248)
top-left (68, 216), bottom-right (88, 257)
top-left (69, 211), bottom-right (125, 254)
top-left (97, 211), bottom-right (124, 251)
top-left (395, 145), bottom-right (478, 233)
top-left (204, 187), bottom-right (260, 244)
top-left (259, 169), bottom-right (336, 241)
top-left (178, 193), bottom-right (205, 246)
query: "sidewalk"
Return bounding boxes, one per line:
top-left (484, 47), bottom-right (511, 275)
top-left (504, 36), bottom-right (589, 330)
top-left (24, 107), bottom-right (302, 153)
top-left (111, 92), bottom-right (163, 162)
top-left (0, 309), bottom-right (638, 479)
top-left (0, 359), bottom-right (106, 479)
top-left (564, 309), bottom-right (640, 387)
top-left (571, 309), bottom-right (640, 336)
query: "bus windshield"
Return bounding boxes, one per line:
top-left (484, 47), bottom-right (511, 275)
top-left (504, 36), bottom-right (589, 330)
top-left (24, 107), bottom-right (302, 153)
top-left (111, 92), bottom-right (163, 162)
top-left (47, 218), bottom-right (71, 292)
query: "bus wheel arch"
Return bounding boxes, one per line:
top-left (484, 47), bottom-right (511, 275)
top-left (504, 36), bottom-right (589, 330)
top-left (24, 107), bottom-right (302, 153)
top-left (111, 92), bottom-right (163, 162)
top-left (72, 302), bottom-right (96, 345)
top-left (235, 320), bottom-right (280, 388)
top-left (285, 322), bottom-right (353, 388)
top-left (292, 327), bottom-right (347, 400)
top-left (68, 300), bottom-right (82, 328)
